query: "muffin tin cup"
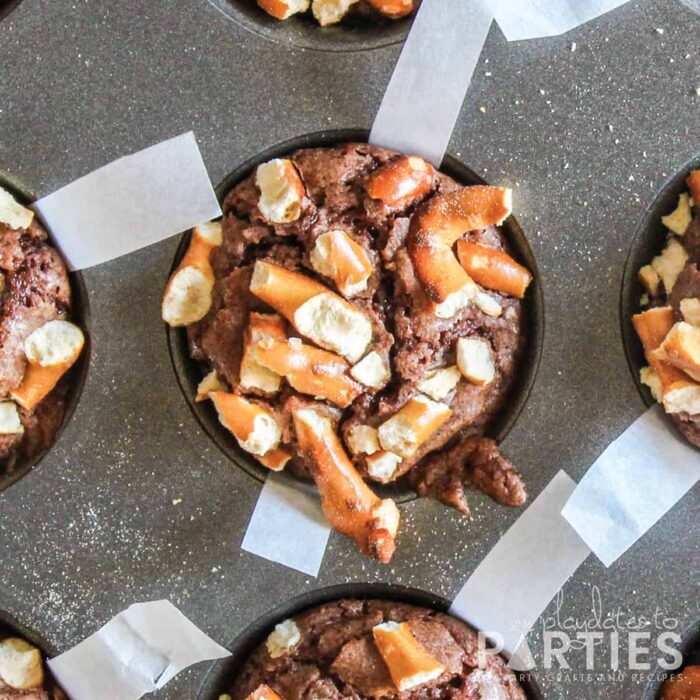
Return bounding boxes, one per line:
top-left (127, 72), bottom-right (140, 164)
top-left (166, 127), bottom-right (544, 504)
top-left (206, 0), bottom-right (416, 52)
top-left (0, 0), bottom-right (22, 21)
top-left (196, 581), bottom-right (544, 700)
top-left (620, 154), bottom-right (700, 443)
top-left (0, 172), bottom-right (91, 493)
top-left (642, 618), bottom-right (700, 698)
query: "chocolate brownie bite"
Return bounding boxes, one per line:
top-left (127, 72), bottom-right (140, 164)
top-left (255, 0), bottom-right (414, 28)
top-left (632, 169), bottom-right (700, 448)
top-left (0, 187), bottom-right (85, 480)
top-left (221, 599), bottom-right (526, 700)
top-left (163, 143), bottom-right (533, 561)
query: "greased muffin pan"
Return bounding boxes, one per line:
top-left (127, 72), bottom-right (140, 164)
top-left (0, 1), bottom-right (699, 699)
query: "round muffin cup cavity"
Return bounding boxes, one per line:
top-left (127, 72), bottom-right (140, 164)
top-left (166, 129), bottom-right (543, 507)
top-left (196, 582), bottom-right (543, 700)
top-left (0, 174), bottom-right (91, 493)
top-left (206, 0), bottom-right (417, 52)
top-left (620, 154), bottom-right (700, 449)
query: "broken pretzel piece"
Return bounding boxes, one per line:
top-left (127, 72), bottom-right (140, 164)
top-left (11, 320), bottom-right (85, 412)
top-left (210, 391), bottom-right (282, 459)
top-left (250, 260), bottom-right (372, 363)
top-left (655, 321), bottom-right (700, 382)
top-left (366, 156), bottom-right (435, 209)
top-left (310, 229), bottom-right (372, 297)
top-left (456, 241), bottom-right (532, 299)
top-left (291, 400), bottom-right (399, 562)
top-left (249, 333), bottom-right (362, 408)
top-left (633, 307), bottom-right (700, 415)
top-left (456, 337), bottom-right (496, 387)
top-left (0, 186), bottom-right (34, 231)
top-left (0, 637), bottom-right (44, 690)
top-left (372, 621), bottom-right (445, 692)
top-left (0, 402), bottom-right (23, 436)
top-left (366, 0), bottom-right (414, 18)
top-left (661, 193), bottom-right (692, 235)
top-left (688, 169), bottom-right (700, 205)
top-left (407, 186), bottom-right (512, 318)
top-left (162, 221), bottom-right (223, 327)
top-left (312, 0), bottom-right (359, 26)
top-left (255, 158), bottom-right (305, 224)
top-left (240, 312), bottom-right (288, 394)
top-left (245, 684), bottom-right (284, 700)
top-left (377, 395), bottom-right (452, 459)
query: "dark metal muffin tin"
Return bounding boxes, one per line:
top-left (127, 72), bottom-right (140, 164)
top-left (1, 1), bottom-right (699, 699)
top-left (167, 128), bottom-right (544, 502)
top-left (197, 583), bottom-right (544, 700)
top-left (0, 174), bottom-right (91, 493)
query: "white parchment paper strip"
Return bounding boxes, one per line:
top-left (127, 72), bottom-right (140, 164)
top-left (34, 132), bottom-right (221, 270)
top-left (562, 406), bottom-right (700, 567)
top-left (241, 471), bottom-right (331, 577)
top-left (450, 471), bottom-right (591, 667)
top-left (494, 0), bottom-right (631, 42)
top-left (370, 0), bottom-right (495, 166)
top-left (47, 600), bottom-right (230, 700)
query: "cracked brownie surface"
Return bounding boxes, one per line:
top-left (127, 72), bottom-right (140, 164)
top-left (189, 144), bottom-right (527, 493)
top-left (0, 212), bottom-right (72, 477)
top-left (227, 599), bottom-right (526, 700)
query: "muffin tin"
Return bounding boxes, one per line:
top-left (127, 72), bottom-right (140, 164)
top-left (167, 128), bottom-right (544, 501)
top-left (0, 0), bottom-right (699, 699)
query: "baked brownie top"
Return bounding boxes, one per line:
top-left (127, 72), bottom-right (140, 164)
top-left (633, 169), bottom-right (700, 449)
top-left (166, 143), bottom-right (531, 560)
top-left (0, 188), bottom-right (78, 477)
top-left (225, 599), bottom-right (526, 700)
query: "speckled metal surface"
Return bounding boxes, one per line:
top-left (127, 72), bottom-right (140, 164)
top-left (0, 1), bottom-right (698, 699)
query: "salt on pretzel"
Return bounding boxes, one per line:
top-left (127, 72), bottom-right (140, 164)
top-left (377, 394), bottom-right (452, 459)
top-left (456, 241), bottom-right (531, 299)
top-left (210, 391), bottom-right (282, 458)
top-left (366, 0), bottom-right (414, 18)
top-left (11, 320), bottom-right (85, 412)
top-left (162, 221), bottom-right (223, 327)
top-left (240, 312), bottom-right (288, 394)
top-left (290, 400), bottom-right (399, 562)
top-left (309, 229), bottom-right (372, 297)
top-left (633, 307), bottom-right (700, 415)
top-left (372, 621), bottom-right (445, 692)
top-left (248, 333), bottom-right (362, 408)
top-left (249, 260), bottom-right (372, 362)
top-left (366, 156), bottom-right (435, 209)
top-left (407, 186), bottom-right (512, 318)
